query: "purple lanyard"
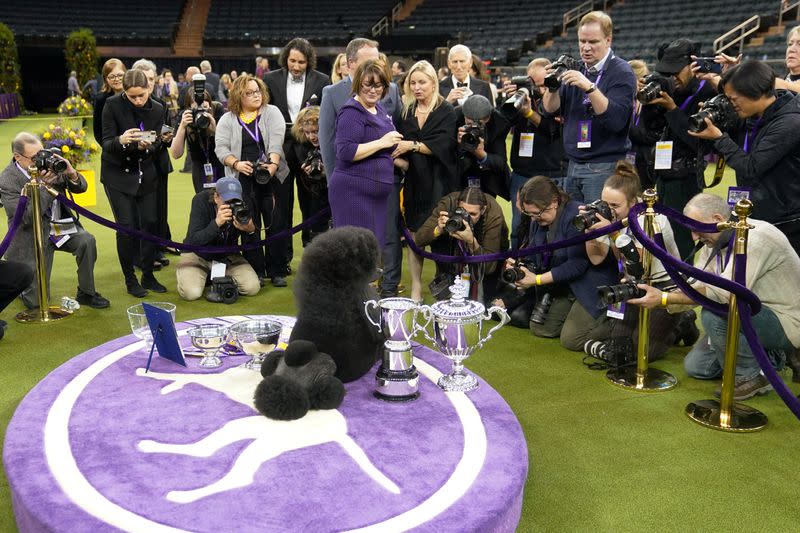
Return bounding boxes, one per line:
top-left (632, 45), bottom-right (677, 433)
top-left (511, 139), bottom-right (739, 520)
top-left (743, 117), bottom-right (763, 154)
top-left (138, 122), bottom-right (144, 131)
top-left (238, 116), bottom-right (261, 149)
top-left (632, 102), bottom-right (642, 126)
top-left (716, 234), bottom-right (735, 273)
top-left (678, 80), bottom-right (707, 111)
top-left (582, 69), bottom-right (604, 106)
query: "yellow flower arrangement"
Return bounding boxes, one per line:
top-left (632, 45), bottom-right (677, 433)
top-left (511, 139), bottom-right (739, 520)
top-left (37, 119), bottom-right (98, 168)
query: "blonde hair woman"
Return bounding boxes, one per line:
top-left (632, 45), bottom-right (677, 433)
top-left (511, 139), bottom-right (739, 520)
top-left (392, 60), bottom-right (458, 302)
top-left (331, 53), bottom-right (349, 83)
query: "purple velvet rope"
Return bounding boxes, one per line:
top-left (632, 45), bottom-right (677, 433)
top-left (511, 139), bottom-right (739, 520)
top-left (0, 195), bottom-right (28, 258)
top-left (401, 219), bottom-right (626, 264)
top-left (652, 203), bottom-right (720, 234)
top-left (626, 204), bottom-right (761, 313)
top-left (57, 194), bottom-right (330, 254)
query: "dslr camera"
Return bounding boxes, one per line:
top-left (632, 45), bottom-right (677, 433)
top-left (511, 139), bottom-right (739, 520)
top-left (250, 160), bottom-right (273, 184)
top-left (543, 54), bottom-right (579, 91)
top-left (502, 76), bottom-right (541, 110)
top-left (302, 148), bottom-right (325, 182)
top-left (596, 233), bottom-right (660, 306)
top-left (190, 73), bottom-right (211, 130)
top-left (226, 198), bottom-right (251, 225)
top-left (444, 206), bottom-right (471, 234)
top-left (501, 259), bottom-right (537, 285)
top-left (573, 199), bottom-right (613, 232)
top-left (209, 275), bottom-right (239, 304)
top-left (637, 73), bottom-right (675, 103)
top-left (460, 123), bottom-right (485, 152)
top-left (688, 94), bottom-right (737, 133)
top-left (32, 148), bottom-right (68, 174)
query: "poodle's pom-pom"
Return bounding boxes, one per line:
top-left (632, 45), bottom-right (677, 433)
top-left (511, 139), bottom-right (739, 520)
top-left (260, 350), bottom-right (284, 378)
top-left (283, 340), bottom-right (317, 367)
top-left (308, 375), bottom-right (346, 410)
top-left (254, 376), bottom-right (310, 420)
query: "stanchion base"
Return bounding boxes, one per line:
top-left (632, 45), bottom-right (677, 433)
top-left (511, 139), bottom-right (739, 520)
top-left (606, 367), bottom-right (678, 392)
top-left (15, 307), bottom-right (71, 324)
top-left (685, 399), bottom-right (768, 432)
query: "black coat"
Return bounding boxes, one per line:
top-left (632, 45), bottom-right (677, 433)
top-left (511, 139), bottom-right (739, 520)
top-left (439, 76), bottom-right (494, 105)
top-left (455, 108), bottom-right (511, 199)
top-left (263, 68), bottom-right (331, 126)
top-left (100, 93), bottom-right (165, 195)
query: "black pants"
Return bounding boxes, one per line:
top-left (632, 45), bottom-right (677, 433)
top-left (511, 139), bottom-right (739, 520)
top-left (155, 173), bottom-right (171, 243)
top-left (239, 177), bottom-right (289, 279)
top-left (0, 260), bottom-right (34, 313)
top-left (104, 185), bottom-right (159, 279)
top-left (296, 174), bottom-right (331, 246)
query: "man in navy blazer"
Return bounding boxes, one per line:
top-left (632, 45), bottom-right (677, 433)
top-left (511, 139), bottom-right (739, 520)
top-left (319, 37), bottom-right (403, 297)
top-left (264, 38), bottom-right (332, 283)
top-left (439, 44), bottom-right (494, 107)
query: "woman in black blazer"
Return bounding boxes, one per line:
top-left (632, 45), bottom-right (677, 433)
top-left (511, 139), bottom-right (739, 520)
top-left (101, 69), bottom-right (167, 297)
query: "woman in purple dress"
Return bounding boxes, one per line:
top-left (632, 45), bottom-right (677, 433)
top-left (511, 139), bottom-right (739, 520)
top-left (328, 59), bottom-right (402, 248)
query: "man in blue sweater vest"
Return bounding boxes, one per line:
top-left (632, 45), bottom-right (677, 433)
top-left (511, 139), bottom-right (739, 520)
top-left (542, 11), bottom-right (636, 203)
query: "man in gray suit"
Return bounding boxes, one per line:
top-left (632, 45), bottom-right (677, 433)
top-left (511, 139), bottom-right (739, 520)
top-left (0, 133), bottom-right (109, 309)
top-left (319, 37), bottom-right (404, 297)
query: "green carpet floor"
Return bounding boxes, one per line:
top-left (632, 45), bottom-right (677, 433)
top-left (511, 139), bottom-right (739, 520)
top-left (0, 115), bottom-right (798, 532)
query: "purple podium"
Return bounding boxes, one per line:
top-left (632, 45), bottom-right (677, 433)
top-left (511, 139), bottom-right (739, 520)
top-left (4, 315), bottom-right (527, 532)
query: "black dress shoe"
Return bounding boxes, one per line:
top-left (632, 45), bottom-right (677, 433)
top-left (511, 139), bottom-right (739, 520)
top-left (76, 290), bottom-right (111, 309)
top-left (126, 279), bottom-right (148, 298)
top-left (141, 273), bottom-right (167, 293)
top-left (271, 276), bottom-right (288, 288)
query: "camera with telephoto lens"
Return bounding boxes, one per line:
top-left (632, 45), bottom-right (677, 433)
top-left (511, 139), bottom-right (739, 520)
top-left (460, 123), bottom-right (485, 152)
top-left (210, 275), bottom-right (239, 304)
top-left (501, 259), bottom-right (536, 284)
top-left (529, 292), bottom-right (553, 325)
top-left (637, 73), bottom-right (675, 103)
top-left (250, 160), bottom-right (273, 184)
top-left (543, 54), bottom-right (579, 90)
top-left (584, 338), bottom-right (634, 366)
top-left (597, 281), bottom-right (646, 306)
top-left (596, 233), bottom-right (648, 305)
top-left (32, 148), bottom-right (68, 173)
top-left (226, 198), bottom-right (251, 225)
top-left (190, 73), bottom-right (211, 129)
top-left (302, 148), bottom-right (325, 182)
top-left (444, 206), bottom-right (471, 234)
top-left (573, 199), bottom-right (613, 232)
top-left (502, 76), bottom-right (540, 110)
top-left (688, 94), bottom-right (737, 133)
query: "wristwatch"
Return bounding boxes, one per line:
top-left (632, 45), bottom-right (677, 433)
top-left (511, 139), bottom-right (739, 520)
top-left (412, 141), bottom-right (420, 153)
top-left (585, 83), bottom-right (596, 94)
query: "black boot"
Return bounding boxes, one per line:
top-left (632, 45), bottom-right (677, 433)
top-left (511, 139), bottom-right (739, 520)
top-left (141, 272), bottom-right (167, 293)
top-left (674, 310), bottom-right (700, 347)
top-left (126, 274), bottom-right (147, 298)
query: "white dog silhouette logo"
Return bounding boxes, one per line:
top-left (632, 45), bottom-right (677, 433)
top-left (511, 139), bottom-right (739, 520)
top-left (135, 366), bottom-right (401, 502)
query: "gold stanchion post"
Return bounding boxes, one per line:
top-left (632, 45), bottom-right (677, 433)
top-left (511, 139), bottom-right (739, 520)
top-left (15, 166), bottom-right (71, 324)
top-left (686, 199), bottom-right (767, 431)
top-left (607, 189), bottom-right (677, 391)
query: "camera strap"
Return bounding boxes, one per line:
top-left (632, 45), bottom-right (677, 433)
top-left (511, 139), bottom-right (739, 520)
top-left (678, 80), bottom-right (707, 112)
top-left (742, 116), bottom-right (763, 154)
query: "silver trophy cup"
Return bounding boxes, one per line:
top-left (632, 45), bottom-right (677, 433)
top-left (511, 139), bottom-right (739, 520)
top-left (364, 297), bottom-right (432, 401)
top-left (420, 277), bottom-right (509, 392)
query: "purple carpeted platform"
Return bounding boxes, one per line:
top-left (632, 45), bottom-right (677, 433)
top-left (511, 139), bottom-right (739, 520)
top-left (4, 315), bottom-right (528, 532)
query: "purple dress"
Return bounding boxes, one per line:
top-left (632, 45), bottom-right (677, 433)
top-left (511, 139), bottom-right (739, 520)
top-left (328, 98), bottom-right (395, 248)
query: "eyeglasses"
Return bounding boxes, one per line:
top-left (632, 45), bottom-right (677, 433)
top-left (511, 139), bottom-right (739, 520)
top-left (244, 90), bottom-right (262, 98)
top-left (522, 204), bottom-right (556, 218)
top-left (361, 82), bottom-right (386, 93)
top-left (107, 74), bottom-right (124, 80)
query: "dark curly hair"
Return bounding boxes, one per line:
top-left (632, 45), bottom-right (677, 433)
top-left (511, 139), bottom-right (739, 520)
top-left (279, 38), bottom-right (317, 71)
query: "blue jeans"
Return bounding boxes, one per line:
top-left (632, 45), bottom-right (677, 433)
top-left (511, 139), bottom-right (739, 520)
top-left (509, 171), bottom-right (564, 249)
top-left (565, 160), bottom-right (617, 203)
top-left (684, 307), bottom-right (792, 380)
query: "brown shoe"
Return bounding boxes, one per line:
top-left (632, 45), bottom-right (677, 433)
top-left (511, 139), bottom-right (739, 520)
top-left (714, 374), bottom-right (772, 400)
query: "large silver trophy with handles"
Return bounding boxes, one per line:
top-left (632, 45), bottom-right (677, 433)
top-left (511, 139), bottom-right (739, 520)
top-left (364, 297), bottom-right (432, 401)
top-left (420, 276), bottom-right (510, 392)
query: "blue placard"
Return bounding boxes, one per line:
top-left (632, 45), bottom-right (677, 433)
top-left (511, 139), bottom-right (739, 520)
top-left (142, 303), bottom-right (186, 371)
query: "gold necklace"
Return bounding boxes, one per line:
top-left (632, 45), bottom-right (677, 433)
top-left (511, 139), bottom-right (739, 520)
top-left (239, 110), bottom-right (257, 123)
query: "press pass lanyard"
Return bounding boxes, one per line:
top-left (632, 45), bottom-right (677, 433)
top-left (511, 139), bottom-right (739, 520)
top-left (137, 122), bottom-right (145, 184)
top-left (678, 80), bottom-right (706, 111)
top-left (743, 117), bottom-right (763, 154)
top-left (238, 116), bottom-right (264, 158)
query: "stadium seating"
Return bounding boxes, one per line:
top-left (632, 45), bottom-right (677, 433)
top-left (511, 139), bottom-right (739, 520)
top-left (0, 0), bottom-right (184, 45)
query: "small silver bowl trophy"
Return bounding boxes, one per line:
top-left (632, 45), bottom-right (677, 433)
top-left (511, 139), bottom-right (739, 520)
top-left (226, 319), bottom-right (283, 370)
top-left (186, 325), bottom-right (228, 369)
top-left (365, 297), bottom-right (433, 401)
top-left (365, 276), bottom-right (509, 398)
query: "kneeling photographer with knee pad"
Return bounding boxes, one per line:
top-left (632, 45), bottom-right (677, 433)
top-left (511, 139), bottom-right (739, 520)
top-left (579, 160), bottom-right (698, 368)
top-left (414, 186), bottom-right (509, 303)
top-left (494, 176), bottom-right (618, 342)
top-left (176, 177), bottom-right (261, 302)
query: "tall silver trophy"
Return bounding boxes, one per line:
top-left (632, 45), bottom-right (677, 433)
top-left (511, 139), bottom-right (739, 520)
top-left (364, 297), bottom-right (432, 401)
top-left (420, 277), bottom-right (510, 392)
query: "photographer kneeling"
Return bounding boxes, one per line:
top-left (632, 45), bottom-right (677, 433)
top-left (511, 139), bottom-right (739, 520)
top-left (176, 177), bottom-right (260, 302)
top-left (455, 95), bottom-right (511, 198)
top-left (170, 75), bottom-right (226, 193)
top-left (580, 160), bottom-right (698, 364)
top-left (496, 176), bottom-right (617, 346)
top-left (414, 186), bottom-right (508, 302)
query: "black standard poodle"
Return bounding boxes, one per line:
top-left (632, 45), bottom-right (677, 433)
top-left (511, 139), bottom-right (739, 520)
top-left (289, 226), bottom-right (384, 383)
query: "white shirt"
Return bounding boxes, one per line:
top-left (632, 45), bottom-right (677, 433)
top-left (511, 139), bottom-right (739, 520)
top-left (286, 72), bottom-right (305, 123)
top-left (586, 48), bottom-right (613, 74)
top-left (451, 75), bottom-right (472, 106)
